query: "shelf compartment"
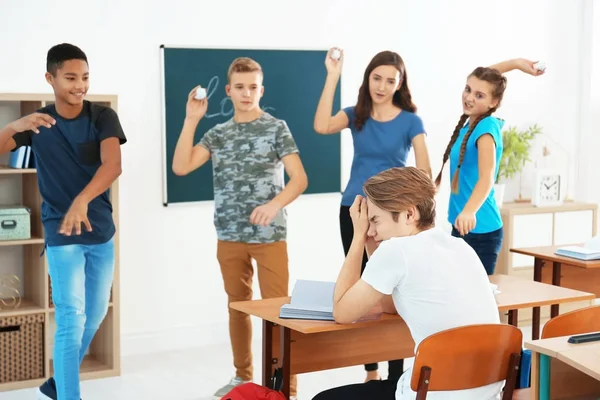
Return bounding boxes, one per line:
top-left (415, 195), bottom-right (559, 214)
top-left (0, 313), bottom-right (45, 384)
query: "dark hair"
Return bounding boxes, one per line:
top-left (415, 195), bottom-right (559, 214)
top-left (435, 67), bottom-right (507, 193)
top-left (363, 166), bottom-right (436, 229)
top-left (46, 43), bottom-right (88, 76)
top-left (354, 51), bottom-right (417, 131)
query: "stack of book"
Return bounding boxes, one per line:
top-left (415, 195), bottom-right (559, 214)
top-left (8, 146), bottom-right (34, 169)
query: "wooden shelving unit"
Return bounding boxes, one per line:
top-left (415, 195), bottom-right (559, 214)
top-left (0, 93), bottom-right (121, 391)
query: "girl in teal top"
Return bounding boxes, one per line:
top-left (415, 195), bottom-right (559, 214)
top-left (436, 59), bottom-right (545, 275)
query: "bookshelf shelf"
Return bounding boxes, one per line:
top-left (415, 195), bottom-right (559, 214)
top-left (0, 300), bottom-right (45, 317)
top-left (0, 94), bottom-right (121, 392)
top-left (0, 165), bottom-right (36, 175)
top-left (0, 236), bottom-right (45, 246)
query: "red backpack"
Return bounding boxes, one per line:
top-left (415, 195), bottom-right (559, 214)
top-left (220, 383), bottom-right (286, 400)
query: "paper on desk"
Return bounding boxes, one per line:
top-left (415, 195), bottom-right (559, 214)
top-left (279, 280), bottom-right (383, 322)
top-left (584, 235), bottom-right (600, 250)
top-left (279, 280), bottom-right (335, 320)
top-left (490, 283), bottom-right (501, 295)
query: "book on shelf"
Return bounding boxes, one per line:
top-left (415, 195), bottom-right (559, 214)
top-left (8, 146), bottom-right (34, 169)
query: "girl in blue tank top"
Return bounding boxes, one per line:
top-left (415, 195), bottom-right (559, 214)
top-left (435, 59), bottom-right (545, 275)
top-left (314, 48), bottom-right (431, 383)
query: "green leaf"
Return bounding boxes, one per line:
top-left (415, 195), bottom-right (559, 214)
top-left (497, 124), bottom-right (542, 183)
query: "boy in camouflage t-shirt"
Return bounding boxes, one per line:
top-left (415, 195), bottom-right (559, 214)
top-left (172, 57), bottom-right (307, 399)
top-left (200, 113), bottom-right (298, 243)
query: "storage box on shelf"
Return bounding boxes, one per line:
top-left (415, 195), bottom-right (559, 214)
top-left (0, 314), bottom-right (45, 384)
top-left (496, 201), bottom-right (599, 324)
top-left (0, 93), bottom-right (121, 392)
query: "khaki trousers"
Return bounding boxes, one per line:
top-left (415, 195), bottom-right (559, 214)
top-left (217, 240), bottom-right (297, 396)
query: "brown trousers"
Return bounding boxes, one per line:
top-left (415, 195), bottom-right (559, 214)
top-left (217, 240), bottom-right (297, 395)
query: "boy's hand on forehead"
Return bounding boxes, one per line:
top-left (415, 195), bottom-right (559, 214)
top-left (350, 195), bottom-right (369, 239)
top-left (9, 113), bottom-right (56, 134)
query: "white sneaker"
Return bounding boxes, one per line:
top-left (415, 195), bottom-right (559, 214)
top-left (212, 376), bottom-right (250, 398)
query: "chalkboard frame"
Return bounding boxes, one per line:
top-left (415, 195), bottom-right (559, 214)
top-left (159, 44), bottom-right (343, 206)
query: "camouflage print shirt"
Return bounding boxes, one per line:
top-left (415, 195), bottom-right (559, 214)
top-left (199, 112), bottom-right (299, 243)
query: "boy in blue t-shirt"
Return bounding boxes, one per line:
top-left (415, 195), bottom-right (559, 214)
top-left (0, 43), bottom-right (127, 400)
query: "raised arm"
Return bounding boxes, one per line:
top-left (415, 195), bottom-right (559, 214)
top-left (489, 58), bottom-right (545, 76)
top-left (172, 86), bottom-right (212, 176)
top-left (0, 113), bottom-right (56, 154)
top-left (313, 48), bottom-right (350, 134)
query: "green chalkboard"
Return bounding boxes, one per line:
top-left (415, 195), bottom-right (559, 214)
top-left (160, 46), bottom-right (342, 205)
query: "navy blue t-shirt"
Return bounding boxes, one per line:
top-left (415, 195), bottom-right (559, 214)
top-left (12, 101), bottom-right (127, 246)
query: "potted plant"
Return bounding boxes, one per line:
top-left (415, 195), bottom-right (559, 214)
top-left (495, 124), bottom-right (542, 206)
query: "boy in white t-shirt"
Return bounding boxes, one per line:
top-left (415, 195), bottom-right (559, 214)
top-left (312, 167), bottom-right (503, 400)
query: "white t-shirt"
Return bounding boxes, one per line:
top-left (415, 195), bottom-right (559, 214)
top-left (361, 227), bottom-right (503, 400)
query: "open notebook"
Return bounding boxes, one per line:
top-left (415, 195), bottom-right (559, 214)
top-left (279, 280), bottom-right (335, 321)
top-left (555, 236), bottom-right (600, 261)
top-left (280, 279), bottom-right (502, 321)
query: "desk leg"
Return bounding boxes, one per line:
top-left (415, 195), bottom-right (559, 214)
top-left (508, 309), bottom-right (518, 326)
top-left (532, 257), bottom-right (543, 340)
top-left (280, 327), bottom-right (291, 399)
top-left (262, 320), bottom-right (274, 388)
top-left (551, 262), bottom-right (562, 318)
top-left (539, 354), bottom-right (550, 400)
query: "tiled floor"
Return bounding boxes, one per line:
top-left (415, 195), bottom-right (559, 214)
top-left (0, 325), bottom-right (535, 400)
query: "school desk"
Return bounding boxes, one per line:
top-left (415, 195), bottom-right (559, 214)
top-left (229, 274), bottom-right (595, 398)
top-left (525, 334), bottom-right (600, 399)
top-left (510, 245), bottom-right (600, 339)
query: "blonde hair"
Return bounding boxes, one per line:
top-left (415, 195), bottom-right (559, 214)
top-left (363, 167), bottom-right (436, 229)
top-left (227, 57), bottom-right (263, 83)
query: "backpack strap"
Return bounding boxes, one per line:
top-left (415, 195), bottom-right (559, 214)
top-left (270, 367), bottom-right (283, 391)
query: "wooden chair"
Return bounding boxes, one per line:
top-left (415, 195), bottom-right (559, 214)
top-left (410, 324), bottom-right (523, 400)
top-left (541, 304), bottom-right (600, 339)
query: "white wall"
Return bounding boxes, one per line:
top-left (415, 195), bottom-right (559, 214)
top-left (576, 0), bottom-right (600, 224)
top-left (0, 0), bottom-right (589, 355)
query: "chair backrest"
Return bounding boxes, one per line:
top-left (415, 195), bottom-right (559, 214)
top-left (410, 324), bottom-right (522, 392)
top-left (542, 305), bottom-right (600, 339)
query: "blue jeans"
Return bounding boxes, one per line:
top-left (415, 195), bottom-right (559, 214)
top-left (451, 227), bottom-right (503, 275)
top-left (47, 237), bottom-right (115, 400)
